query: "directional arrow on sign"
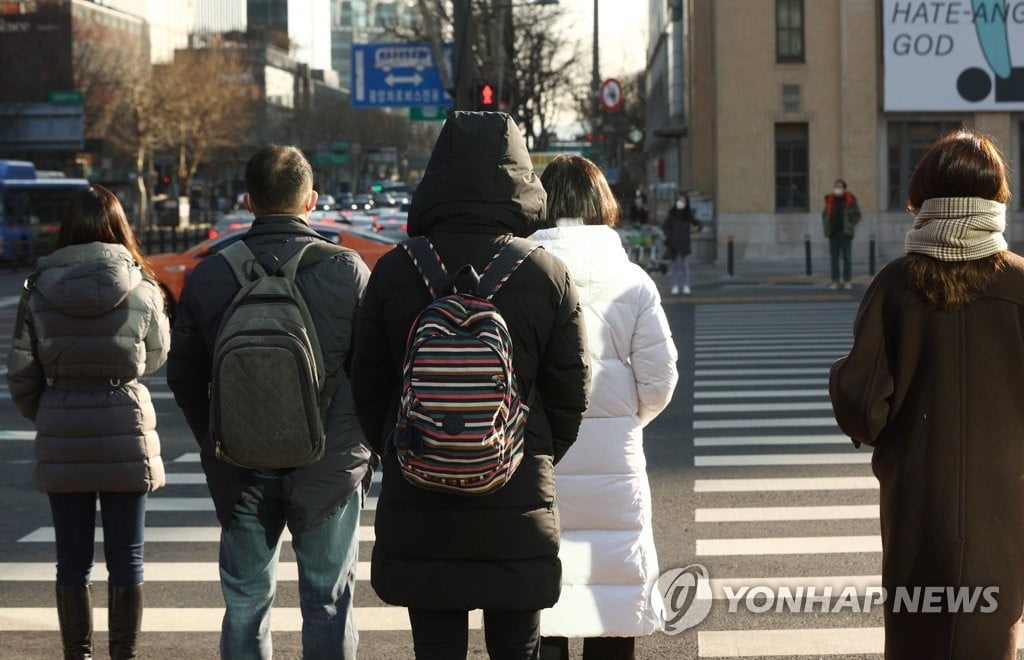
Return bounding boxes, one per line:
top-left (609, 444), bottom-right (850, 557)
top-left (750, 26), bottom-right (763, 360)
top-left (385, 72), bottom-right (425, 87)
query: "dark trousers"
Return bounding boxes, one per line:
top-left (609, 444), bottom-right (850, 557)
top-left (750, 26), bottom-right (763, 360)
top-left (540, 635), bottom-right (636, 660)
top-left (48, 492), bottom-right (147, 586)
top-left (829, 234), bottom-right (853, 283)
top-left (408, 608), bottom-right (541, 660)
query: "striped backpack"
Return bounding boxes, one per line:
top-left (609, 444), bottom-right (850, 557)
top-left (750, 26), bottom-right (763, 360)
top-left (390, 236), bottom-right (538, 495)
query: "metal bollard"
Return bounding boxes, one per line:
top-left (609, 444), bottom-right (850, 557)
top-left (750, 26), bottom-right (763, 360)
top-left (804, 234), bottom-right (812, 276)
top-left (727, 234), bottom-right (735, 277)
top-left (869, 233), bottom-right (877, 276)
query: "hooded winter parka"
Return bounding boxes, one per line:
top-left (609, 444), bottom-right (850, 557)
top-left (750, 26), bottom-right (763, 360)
top-left (830, 254), bottom-right (1024, 660)
top-left (7, 242), bottom-right (169, 493)
top-left (351, 112), bottom-right (591, 612)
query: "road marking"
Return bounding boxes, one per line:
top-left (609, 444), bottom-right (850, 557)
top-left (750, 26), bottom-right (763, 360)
top-left (696, 535), bottom-right (881, 556)
top-left (694, 343), bottom-right (850, 352)
top-left (0, 561), bottom-right (375, 582)
top-left (0, 431), bottom-right (34, 440)
top-left (694, 390), bottom-right (827, 399)
top-left (694, 453), bottom-right (870, 467)
top-left (0, 391), bottom-right (175, 400)
top-left (693, 435), bottom-right (849, 447)
top-left (695, 379), bottom-right (826, 388)
top-left (695, 368), bottom-right (828, 377)
top-left (695, 477), bottom-right (877, 492)
top-left (693, 401), bottom-right (834, 413)
top-left (165, 473), bottom-right (205, 484)
top-left (695, 352), bottom-right (844, 362)
top-left (694, 418), bottom-right (838, 430)
top-left (698, 627), bottom-right (884, 657)
top-left (0, 607), bottom-right (476, 632)
top-left (695, 505), bottom-right (877, 522)
top-left (18, 525), bottom-right (376, 543)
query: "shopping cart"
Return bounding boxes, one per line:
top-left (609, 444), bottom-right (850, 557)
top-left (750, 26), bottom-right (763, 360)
top-left (617, 224), bottom-right (667, 273)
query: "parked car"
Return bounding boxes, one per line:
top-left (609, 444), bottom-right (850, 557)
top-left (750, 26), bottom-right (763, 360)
top-left (351, 194), bottom-right (374, 211)
top-left (208, 210), bottom-right (255, 239)
top-left (316, 194), bottom-right (338, 210)
top-left (147, 221), bottom-right (397, 320)
top-left (372, 202), bottom-right (409, 234)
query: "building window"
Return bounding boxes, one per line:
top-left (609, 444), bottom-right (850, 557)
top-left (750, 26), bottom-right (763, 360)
top-left (887, 121), bottom-right (964, 209)
top-left (776, 0), bottom-right (804, 63)
top-left (775, 123), bottom-right (809, 211)
top-left (375, 2), bottom-right (398, 28)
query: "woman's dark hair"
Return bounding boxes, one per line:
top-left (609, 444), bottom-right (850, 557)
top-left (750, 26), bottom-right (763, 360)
top-left (540, 154), bottom-right (620, 227)
top-left (904, 129), bottom-right (1011, 309)
top-left (58, 184), bottom-right (154, 278)
top-left (906, 129), bottom-right (1010, 213)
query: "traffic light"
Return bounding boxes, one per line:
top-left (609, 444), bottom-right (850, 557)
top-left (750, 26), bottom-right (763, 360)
top-left (476, 82), bottom-right (497, 110)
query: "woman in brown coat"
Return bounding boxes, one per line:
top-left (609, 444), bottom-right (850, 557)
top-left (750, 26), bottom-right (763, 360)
top-left (830, 129), bottom-right (1024, 659)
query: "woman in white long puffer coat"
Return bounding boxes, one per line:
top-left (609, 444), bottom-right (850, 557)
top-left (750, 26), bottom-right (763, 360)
top-left (532, 154), bottom-right (679, 660)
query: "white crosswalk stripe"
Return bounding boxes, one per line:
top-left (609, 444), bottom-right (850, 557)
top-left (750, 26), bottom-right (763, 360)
top-left (690, 301), bottom-right (890, 657)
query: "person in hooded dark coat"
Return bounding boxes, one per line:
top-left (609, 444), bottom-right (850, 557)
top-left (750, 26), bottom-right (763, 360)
top-left (351, 112), bottom-right (591, 659)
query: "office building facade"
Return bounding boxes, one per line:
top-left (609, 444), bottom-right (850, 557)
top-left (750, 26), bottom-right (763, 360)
top-left (653, 0), bottom-right (1024, 263)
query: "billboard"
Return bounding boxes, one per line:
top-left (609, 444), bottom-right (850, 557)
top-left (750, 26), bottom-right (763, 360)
top-left (884, 0), bottom-right (1024, 111)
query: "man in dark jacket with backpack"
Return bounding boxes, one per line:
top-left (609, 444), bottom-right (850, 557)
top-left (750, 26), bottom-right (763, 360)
top-left (351, 112), bottom-right (591, 659)
top-left (167, 145), bottom-right (369, 659)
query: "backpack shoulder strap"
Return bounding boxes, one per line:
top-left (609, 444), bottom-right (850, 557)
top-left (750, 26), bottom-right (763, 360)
top-left (219, 240), bottom-right (266, 285)
top-left (476, 237), bottom-right (540, 300)
top-left (400, 237), bottom-right (448, 299)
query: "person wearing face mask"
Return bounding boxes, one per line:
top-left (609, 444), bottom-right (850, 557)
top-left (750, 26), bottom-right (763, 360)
top-left (822, 179), bottom-right (862, 290)
top-left (661, 193), bottom-right (701, 295)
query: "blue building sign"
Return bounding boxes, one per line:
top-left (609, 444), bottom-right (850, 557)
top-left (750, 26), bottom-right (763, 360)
top-left (351, 43), bottom-right (453, 108)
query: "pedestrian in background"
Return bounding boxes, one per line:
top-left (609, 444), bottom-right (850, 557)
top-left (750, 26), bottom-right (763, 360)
top-left (7, 184), bottom-right (169, 660)
top-left (351, 112), bottom-right (590, 660)
top-left (662, 193), bottom-right (701, 295)
top-left (167, 145), bottom-right (370, 659)
top-left (830, 129), bottom-right (1024, 660)
top-left (531, 155), bottom-right (678, 660)
top-left (822, 179), bottom-right (861, 290)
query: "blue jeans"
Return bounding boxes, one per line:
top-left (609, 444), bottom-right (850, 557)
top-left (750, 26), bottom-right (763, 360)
top-left (219, 479), bottom-right (360, 659)
top-left (669, 254), bottom-right (691, 288)
top-left (48, 492), bottom-right (147, 586)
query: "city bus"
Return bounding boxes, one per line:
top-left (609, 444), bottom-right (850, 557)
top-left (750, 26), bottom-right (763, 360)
top-left (0, 160), bottom-right (89, 263)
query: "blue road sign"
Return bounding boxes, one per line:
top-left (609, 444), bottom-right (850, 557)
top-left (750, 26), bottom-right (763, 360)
top-left (351, 43), bottom-right (453, 108)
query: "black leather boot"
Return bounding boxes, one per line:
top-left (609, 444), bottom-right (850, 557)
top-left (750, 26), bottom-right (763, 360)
top-left (55, 584), bottom-right (93, 660)
top-left (107, 584), bottom-right (143, 660)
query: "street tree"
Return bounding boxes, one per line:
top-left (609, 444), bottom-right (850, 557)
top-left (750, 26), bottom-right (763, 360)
top-left (385, 0), bottom-right (581, 149)
top-left (151, 47), bottom-right (258, 219)
top-left (72, 18), bottom-right (159, 227)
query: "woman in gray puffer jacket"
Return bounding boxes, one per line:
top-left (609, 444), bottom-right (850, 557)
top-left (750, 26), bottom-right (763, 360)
top-left (7, 184), bottom-right (169, 660)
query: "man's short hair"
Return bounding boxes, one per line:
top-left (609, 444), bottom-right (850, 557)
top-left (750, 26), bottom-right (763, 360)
top-left (245, 145), bottom-right (313, 213)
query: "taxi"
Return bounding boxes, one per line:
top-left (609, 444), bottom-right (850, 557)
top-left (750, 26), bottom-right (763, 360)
top-left (147, 221), bottom-right (397, 319)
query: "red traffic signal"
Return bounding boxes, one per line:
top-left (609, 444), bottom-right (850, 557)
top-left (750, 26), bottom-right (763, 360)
top-left (476, 82), bottom-right (497, 110)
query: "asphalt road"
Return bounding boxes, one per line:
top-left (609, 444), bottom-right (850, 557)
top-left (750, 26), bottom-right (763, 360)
top-left (0, 266), bottom-right (994, 659)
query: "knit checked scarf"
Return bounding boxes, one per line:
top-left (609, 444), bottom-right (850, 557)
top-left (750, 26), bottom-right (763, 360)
top-left (905, 197), bottom-right (1007, 261)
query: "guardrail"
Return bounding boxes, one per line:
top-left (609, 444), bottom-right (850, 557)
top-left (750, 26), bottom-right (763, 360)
top-left (140, 225), bottom-right (211, 255)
